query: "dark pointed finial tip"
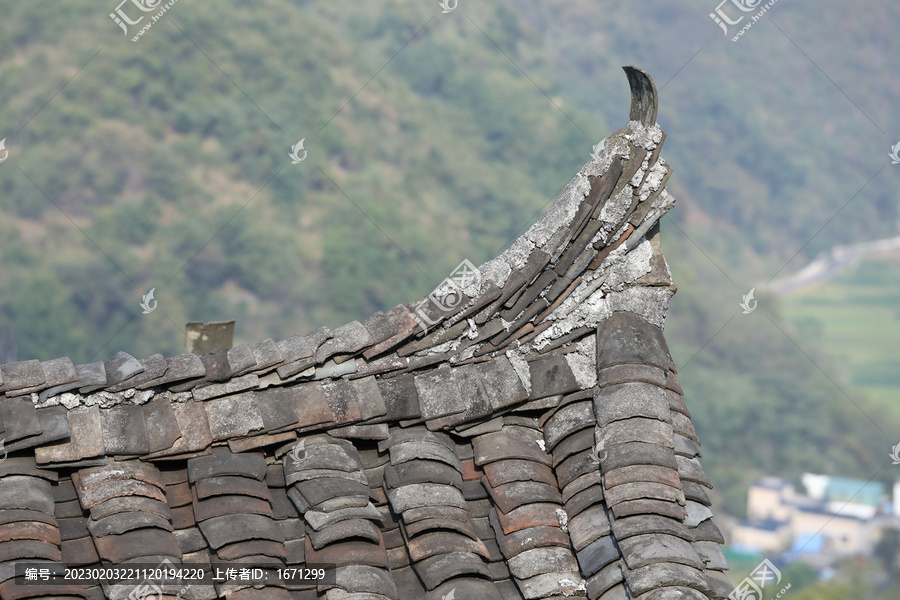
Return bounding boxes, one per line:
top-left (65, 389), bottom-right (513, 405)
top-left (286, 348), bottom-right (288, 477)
top-left (622, 65), bottom-right (658, 127)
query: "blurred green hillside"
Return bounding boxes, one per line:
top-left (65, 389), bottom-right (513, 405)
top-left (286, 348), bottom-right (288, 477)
top-left (0, 0), bottom-right (897, 522)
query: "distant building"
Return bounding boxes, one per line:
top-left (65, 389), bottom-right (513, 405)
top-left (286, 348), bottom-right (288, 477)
top-left (732, 474), bottom-right (897, 558)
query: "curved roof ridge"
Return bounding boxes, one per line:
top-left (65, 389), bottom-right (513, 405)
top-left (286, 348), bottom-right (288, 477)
top-left (0, 66), bottom-right (732, 600)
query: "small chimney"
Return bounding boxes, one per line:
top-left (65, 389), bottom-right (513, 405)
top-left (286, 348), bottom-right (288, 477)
top-left (185, 320), bottom-right (235, 355)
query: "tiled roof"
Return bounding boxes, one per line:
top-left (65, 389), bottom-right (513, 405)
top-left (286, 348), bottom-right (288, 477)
top-left (0, 67), bottom-right (730, 600)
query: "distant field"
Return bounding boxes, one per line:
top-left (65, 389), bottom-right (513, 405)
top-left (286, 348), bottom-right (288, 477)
top-left (779, 257), bottom-right (900, 432)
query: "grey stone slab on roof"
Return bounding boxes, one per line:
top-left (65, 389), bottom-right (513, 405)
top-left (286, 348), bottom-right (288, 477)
top-left (40, 361), bottom-right (106, 401)
top-left (0, 457), bottom-right (59, 482)
top-left (568, 505), bottom-right (612, 551)
top-left (187, 447), bottom-right (266, 482)
top-left (692, 519), bottom-right (725, 545)
top-left (483, 458), bottom-right (557, 489)
top-left (294, 478), bottom-right (375, 508)
top-left (684, 501), bottom-right (714, 528)
top-left (226, 343), bottom-right (257, 375)
top-left (552, 426), bottom-right (595, 467)
top-left (474, 357), bottom-right (529, 411)
top-left (328, 422), bottom-right (390, 440)
top-left (35, 405), bottom-right (104, 465)
top-left (89, 512), bottom-right (174, 538)
top-left (604, 481), bottom-right (685, 507)
top-left (249, 338), bottom-right (285, 372)
top-left (104, 351), bottom-right (144, 386)
top-left (141, 397), bottom-right (181, 453)
top-left (587, 560), bottom-right (625, 599)
top-left (0, 397), bottom-right (42, 443)
top-left (576, 534), bottom-right (619, 577)
top-left (389, 440), bottom-right (462, 472)
top-left (89, 496), bottom-right (172, 522)
top-left (413, 367), bottom-right (469, 421)
top-left (139, 354), bottom-right (206, 389)
top-left (384, 460), bottom-right (462, 489)
top-left (92, 527), bottom-right (181, 564)
top-left (276, 334), bottom-right (316, 365)
top-left (198, 513), bottom-right (283, 549)
top-left (107, 354), bottom-right (166, 392)
top-left (599, 417), bottom-right (675, 448)
top-left (145, 400), bottom-right (211, 458)
top-left (204, 392), bottom-right (265, 441)
top-left (564, 482), bottom-right (605, 518)
top-left (412, 551), bottom-right (493, 591)
top-left (387, 483), bottom-right (466, 513)
top-left (0, 359), bottom-right (44, 392)
top-left (473, 428), bottom-right (552, 467)
top-left (0, 476), bottom-right (54, 513)
top-left (361, 311), bottom-right (400, 348)
top-left (526, 354), bottom-right (581, 400)
top-left (3, 405), bottom-right (69, 453)
top-left (349, 377), bottom-right (388, 421)
top-left (487, 480), bottom-right (562, 513)
top-left (676, 456), bottom-right (713, 488)
top-left (600, 442), bottom-right (677, 472)
top-left (543, 400), bottom-right (593, 450)
top-left (506, 545), bottom-right (578, 580)
top-left (595, 311), bottom-right (673, 371)
top-left (376, 374), bottom-right (421, 422)
top-left (100, 404), bottom-right (150, 455)
top-left (594, 382), bottom-right (671, 426)
top-left (605, 464), bottom-right (681, 490)
top-left (611, 514), bottom-right (690, 542)
top-left (624, 562), bottom-right (710, 597)
top-left (618, 533), bottom-right (704, 570)
top-left (315, 320), bottom-right (372, 363)
top-left (333, 564), bottom-right (398, 598)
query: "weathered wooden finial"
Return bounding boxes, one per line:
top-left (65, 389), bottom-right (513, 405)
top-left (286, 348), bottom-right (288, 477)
top-left (622, 65), bottom-right (658, 127)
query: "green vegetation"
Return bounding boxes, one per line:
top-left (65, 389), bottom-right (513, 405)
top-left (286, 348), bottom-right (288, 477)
top-left (0, 0), bottom-right (897, 552)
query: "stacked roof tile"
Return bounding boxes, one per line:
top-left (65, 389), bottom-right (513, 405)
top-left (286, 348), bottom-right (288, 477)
top-left (0, 67), bottom-right (730, 599)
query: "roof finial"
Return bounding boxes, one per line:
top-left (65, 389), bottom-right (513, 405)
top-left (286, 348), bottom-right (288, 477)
top-left (622, 65), bottom-right (658, 127)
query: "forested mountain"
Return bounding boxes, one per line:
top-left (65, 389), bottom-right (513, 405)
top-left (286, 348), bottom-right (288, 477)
top-left (0, 0), bottom-right (897, 524)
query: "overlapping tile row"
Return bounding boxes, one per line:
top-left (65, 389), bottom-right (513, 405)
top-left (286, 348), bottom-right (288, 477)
top-left (69, 460), bottom-right (182, 600)
top-left (590, 312), bottom-right (728, 599)
top-left (0, 67), bottom-right (729, 599)
top-left (542, 386), bottom-right (617, 600)
top-left (283, 435), bottom-right (398, 600)
top-left (183, 448), bottom-right (290, 600)
top-left (0, 457), bottom-right (87, 599)
top-left (380, 428), bottom-right (503, 600)
top-left (473, 420), bottom-right (584, 599)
